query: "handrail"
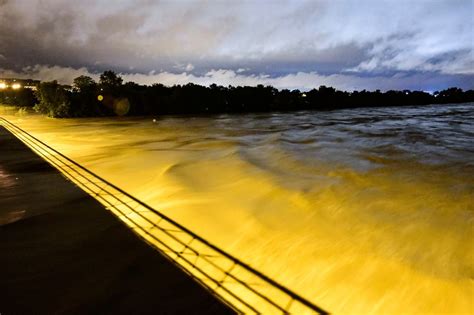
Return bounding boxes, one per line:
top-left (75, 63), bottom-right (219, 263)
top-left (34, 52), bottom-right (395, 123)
top-left (0, 116), bottom-right (329, 315)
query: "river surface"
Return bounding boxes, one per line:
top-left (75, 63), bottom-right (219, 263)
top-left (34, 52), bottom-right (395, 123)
top-left (1, 103), bottom-right (473, 314)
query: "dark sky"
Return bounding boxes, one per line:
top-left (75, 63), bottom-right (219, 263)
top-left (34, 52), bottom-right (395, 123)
top-left (0, 0), bottom-right (472, 91)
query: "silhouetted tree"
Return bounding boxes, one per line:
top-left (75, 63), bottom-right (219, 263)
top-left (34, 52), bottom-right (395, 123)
top-left (34, 81), bottom-right (71, 117)
top-left (70, 75), bottom-right (104, 117)
top-left (436, 87), bottom-right (465, 103)
top-left (4, 71), bottom-right (473, 118)
top-left (73, 75), bottom-right (96, 93)
top-left (99, 70), bottom-right (123, 95)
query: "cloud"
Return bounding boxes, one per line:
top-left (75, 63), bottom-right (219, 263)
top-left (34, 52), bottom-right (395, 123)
top-left (174, 63), bottom-right (195, 72)
top-left (348, 36), bottom-right (474, 75)
top-left (0, 65), bottom-right (100, 84)
top-left (0, 0), bottom-right (472, 90)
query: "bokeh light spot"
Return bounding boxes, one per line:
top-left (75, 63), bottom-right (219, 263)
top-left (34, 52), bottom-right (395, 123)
top-left (113, 98), bottom-right (130, 116)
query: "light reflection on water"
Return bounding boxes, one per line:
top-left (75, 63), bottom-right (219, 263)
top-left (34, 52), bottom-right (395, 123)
top-left (2, 103), bottom-right (473, 313)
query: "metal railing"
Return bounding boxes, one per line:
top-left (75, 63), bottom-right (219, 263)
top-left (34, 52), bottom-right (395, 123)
top-left (0, 117), bottom-right (329, 315)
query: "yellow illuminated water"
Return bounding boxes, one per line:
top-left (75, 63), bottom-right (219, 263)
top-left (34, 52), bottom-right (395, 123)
top-left (1, 104), bottom-right (473, 314)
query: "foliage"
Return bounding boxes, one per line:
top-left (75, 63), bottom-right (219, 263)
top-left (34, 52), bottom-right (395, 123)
top-left (99, 70), bottom-right (123, 95)
top-left (71, 76), bottom-right (104, 117)
top-left (73, 75), bottom-right (97, 93)
top-left (3, 70), bottom-right (474, 118)
top-left (0, 88), bottom-right (36, 107)
top-left (34, 81), bottom-right (71, 117)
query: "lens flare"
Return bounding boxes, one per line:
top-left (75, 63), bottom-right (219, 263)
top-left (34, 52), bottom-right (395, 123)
top-left (113, 98), bottom-right (130, 116)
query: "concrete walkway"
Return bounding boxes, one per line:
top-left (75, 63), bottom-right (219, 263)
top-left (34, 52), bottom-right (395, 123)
top-left (0, 126), bottom-right (234, 315)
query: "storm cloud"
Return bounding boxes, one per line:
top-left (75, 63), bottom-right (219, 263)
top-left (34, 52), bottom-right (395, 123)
top-left (0, 0), bottom-right (472, 90)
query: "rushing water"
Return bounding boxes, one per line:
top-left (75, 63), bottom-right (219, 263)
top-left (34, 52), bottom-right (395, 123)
top-left (2, 103), bottom-right (473, 314)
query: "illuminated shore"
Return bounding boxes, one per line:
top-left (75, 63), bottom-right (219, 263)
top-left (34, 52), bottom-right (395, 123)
top-left (0, 125), bottom-right (234, 314)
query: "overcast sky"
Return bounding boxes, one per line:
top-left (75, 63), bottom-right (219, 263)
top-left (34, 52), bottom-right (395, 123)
top-left (0, 0), bottom-right (472, 91)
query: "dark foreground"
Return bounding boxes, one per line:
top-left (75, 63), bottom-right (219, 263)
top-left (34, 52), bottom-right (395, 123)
top-left (0, 126), bottom-right (234, 315)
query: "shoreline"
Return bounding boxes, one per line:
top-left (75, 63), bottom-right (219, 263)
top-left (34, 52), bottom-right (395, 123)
top-left (1, 101), bottom-right (473, 121)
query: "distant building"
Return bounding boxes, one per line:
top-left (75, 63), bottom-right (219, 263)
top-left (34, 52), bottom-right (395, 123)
top-left (0, 78), bottom-right (40, 91)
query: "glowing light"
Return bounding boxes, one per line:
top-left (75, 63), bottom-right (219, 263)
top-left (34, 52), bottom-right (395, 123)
top-left (11, 83), bottom-right (21, 90)
top-left (0, 82), bottom-right (6, 89)
top-left (97, 95), bottom-right (104, 101)
top-left (113, 98), bottom-right (130, 116)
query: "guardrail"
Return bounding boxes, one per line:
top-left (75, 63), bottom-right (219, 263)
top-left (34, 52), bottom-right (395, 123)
top-left (0, 117), bottom-right (329, 315)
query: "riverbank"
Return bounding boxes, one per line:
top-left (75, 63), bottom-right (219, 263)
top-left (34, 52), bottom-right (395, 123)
top-left (0, 126), bottom-right (234, 314)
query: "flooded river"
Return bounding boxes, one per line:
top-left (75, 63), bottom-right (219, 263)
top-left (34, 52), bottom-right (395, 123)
top-left (1, 103), bottom-right (473, 314)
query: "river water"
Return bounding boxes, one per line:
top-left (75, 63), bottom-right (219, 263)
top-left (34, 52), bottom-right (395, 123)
top-left (1, 103), bottom-right (473, 313)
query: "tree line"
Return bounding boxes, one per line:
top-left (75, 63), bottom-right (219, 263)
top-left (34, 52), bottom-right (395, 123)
top-left (1, 70), bottom-right (473, 118)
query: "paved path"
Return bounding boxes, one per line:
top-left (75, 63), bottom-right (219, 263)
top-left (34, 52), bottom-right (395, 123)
top-left (0, 126), bottom-right (234, 315)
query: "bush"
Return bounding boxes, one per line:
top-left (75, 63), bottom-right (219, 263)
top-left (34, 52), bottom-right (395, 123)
top-left (0, 89), bottom-right (36, 107)
top-left (34, 81), bottom-right (71, 117)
